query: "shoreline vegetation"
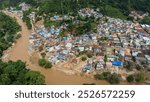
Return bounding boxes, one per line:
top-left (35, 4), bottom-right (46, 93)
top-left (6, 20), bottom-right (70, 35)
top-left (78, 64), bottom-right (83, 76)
top-left (0, 12), bottom-right (20, 57)
top-left (0, 12), bottom-right (45, 85)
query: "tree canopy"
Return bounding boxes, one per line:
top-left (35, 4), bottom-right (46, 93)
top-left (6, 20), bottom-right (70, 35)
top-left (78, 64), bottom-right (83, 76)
top-left (38, 58), bottom-right (52, 69)
top-left (141, 16), bottom-right (150, 24)
top-left (94, 72), bottom-right (121, 84)
top-left (0, 12), bottom-right (45, 85)
top-left (0, 60), bottom-right (45, 85)
top-left (0, 12), bottom-right (21, 57)
top-left (1, 0), bottom-right (150, 13)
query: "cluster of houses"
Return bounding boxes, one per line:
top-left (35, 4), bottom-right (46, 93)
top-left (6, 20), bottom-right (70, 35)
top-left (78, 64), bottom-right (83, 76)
top-left (19, 2), bottom-right (31, 11)
top-left (28, 15), bottom-right (150, 74)
top-left (50, 15), bottom-right (74, 21)
top-left (129, 11), bottom-right (149, 20)
top-left (76, 15), bottom-right (150, 73)
top-left (141, 24), bottom-right (150, 34)
top-left (96, 16), bottom-right (150, 71)
top-left (27, 7), bottom-right (150, 74)
top-left (98, 17), bottom-right (134, 35)
top-left (36, 26), bottom-right (61, 38)
top-left (8, 3), bottom-right (36, 21)
top-left (82, 58), bottom-right (105, 73)
top-left (29, 23), bottom-right (107, 73)
top-left (8, 2), bottom-right (30, 13)
top-left (78, 8), bottom-right (103, 18)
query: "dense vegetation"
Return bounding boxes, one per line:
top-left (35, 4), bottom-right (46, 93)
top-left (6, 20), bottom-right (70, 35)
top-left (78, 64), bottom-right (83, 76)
top-left (141, 16), bottom-right (150, 24)
top-left (36, 0), bottom-right (150, 20)
top-left (81, 56), bottom-right (87, 61)
top-left (94, 72), bottom-right (121, 84)
top-left (0, 12), bottom-right (45, 85)
top-left (44, 20), bottom-right (60, 28)
top-left (0, 60), bottom-right (45, 85)
top-left (35, 0), bottom-right (128, 20)
top-left (127, 73), bottom-right (145, 83)
top-left (1, 0), bottom-right (150, 20)
top-left (22, 11), bottom-right (32, 29)
top-left (0, 0), bottom-right (41, 9)
top-left (38, 58), bottom-right (52, 68)
top-left (37, 0), bottom-right (78, 16)
top-left (0, 12), bottom-right (20, 57)
top-left (104, 5), bottom-right (128, 19)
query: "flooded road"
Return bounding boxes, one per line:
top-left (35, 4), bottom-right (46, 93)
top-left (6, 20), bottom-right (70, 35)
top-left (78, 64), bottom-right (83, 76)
top-left (4, 11), bottom-right (108, 85)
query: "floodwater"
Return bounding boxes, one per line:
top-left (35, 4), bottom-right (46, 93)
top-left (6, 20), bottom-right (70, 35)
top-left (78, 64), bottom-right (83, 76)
top-left (4, 11), bottom-right (108, 85)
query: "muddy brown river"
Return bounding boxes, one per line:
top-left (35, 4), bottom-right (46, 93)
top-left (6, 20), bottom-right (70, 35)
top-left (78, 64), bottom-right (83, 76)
top-left (4, 11), bottom-right (109, 85)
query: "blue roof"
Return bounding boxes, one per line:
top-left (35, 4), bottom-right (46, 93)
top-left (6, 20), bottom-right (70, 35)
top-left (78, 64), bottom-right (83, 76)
top-left (83, 34), bottom-right (91, 37)
top-left (57, 55), bottom-right (66, 60)
top-left (84, 64), bottom-right (92, 70)
top-left (63, 37), bottom-right (67, 40)
top-left (50, 28), bottom-right (55, 33)
top-left (62, 50), bottom-right (69, 54)
top-left (112, 61), bottom-right (123, 66)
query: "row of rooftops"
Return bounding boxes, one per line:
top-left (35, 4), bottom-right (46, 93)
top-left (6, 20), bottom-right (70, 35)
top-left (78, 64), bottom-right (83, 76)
top-left (78, 8), bottom-right (103, 18)
top-left (97, 17), bottom-right (134, 35)
top-left (36, 26), bottom-right (61, 38)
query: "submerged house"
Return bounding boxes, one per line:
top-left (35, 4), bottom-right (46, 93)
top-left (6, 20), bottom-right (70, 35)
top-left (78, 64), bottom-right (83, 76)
top-left (96, 61), bottom-right (104, 70)
top-left (82, 64), bottom-right (94, 73)
top-left (57, 55), bottom-right (66, 60)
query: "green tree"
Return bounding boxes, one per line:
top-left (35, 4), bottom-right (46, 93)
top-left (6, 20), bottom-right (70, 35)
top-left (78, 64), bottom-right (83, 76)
top-left (38, 58), bottom-right (52, 68)
top-left (87, 52), bottom-right (93, 58)
top-left (125, 62), bottom-right (133, 71)
top-left (0, 12), bottom-right (45, 85)
top-left (38, 58), bottom-right (46, 66)
top-left (0, 74), bottom-right (11, 85)
top-left (94, 71), bottom-right (111, 80)
top-left (22, 11), bottom-right (32, 29)
top-left (0, 60), bottom-right (45, 85)
top-left (135, 73), bottom-right (145, 83)
top-left (81, 56), bottom-right (87, 61)
top-left (0, 12), bottom-right (20, 57)
top-left (102, 71), bottom-right (111, 79)
top-left (108, 73), bottom-right (120, 84)
top-left (94, 74), bottom-right (105, 80)
top-left (104, 5), bottom-right (127, 20)
top-left (136, 64), bottom-right (143, 71)
top-left (25, 71), bottom-right (45, 85)
top-left (127, 75), bottom-right (134, 83)
top-left (44, 62), bottom-right (52, 68)
top-left (141, 16), bottom-right (150, 24)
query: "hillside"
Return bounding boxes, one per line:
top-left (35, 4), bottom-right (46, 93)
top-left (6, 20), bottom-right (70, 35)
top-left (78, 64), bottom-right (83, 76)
top-left (1, 0), bottom-right (150, 21)
top-left (0, 0), bottom-right (150, 13)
